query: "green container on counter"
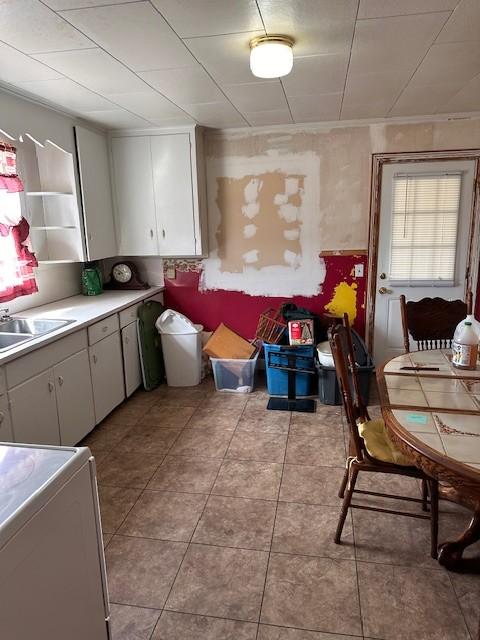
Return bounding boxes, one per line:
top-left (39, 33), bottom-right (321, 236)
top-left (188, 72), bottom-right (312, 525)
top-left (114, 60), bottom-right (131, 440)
top-left (81, 262), bottom-right (103, 296)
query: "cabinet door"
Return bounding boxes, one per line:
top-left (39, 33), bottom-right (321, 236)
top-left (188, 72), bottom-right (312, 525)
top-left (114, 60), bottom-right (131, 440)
top-left (75, 125), bottom-right (117, 260)
top-left (0, 394), bottom-right (13, 442)
top-left (9, 370), bottom-right (60, 445)
top-left (121, 322), bottom-right (142, 397)
top-left (151, 134), bottom-right (197, 256)
top-left (111, 136), bottom-right (158, 256)
top-left (89, 332), bottom-right (125, 423)
top-left (54, 350), bottom-right (95, 446)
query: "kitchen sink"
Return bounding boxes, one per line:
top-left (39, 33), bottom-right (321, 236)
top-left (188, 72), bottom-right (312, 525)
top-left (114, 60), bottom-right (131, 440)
top-left (0, 317), bottom-right (74, 352)
top-left (0, 334), bottom-right (34, 351)
top-left (0, 318), bottom-right (72, 335)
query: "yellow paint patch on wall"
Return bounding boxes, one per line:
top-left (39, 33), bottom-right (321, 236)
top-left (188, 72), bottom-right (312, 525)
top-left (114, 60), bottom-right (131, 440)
top-left (325, 281), bottom-right (358, 323)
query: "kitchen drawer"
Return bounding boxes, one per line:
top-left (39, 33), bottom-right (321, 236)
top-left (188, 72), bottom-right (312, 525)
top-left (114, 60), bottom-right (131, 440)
top-left (119, 303), bottom-right (142, 329)
top-left (88, 314), bottom-right (120, 345)
top-left (6, 330), bottom-right (88, 389)
top-left (0, 368), bottom-right (5, 395)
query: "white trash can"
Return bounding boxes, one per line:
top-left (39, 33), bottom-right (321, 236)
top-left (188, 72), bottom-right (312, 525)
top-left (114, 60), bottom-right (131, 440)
top-left (156, 309), bottom-right (203, 387)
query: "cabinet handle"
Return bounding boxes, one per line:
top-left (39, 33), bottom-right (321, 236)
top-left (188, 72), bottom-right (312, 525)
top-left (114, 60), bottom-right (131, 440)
top-left (102, 325), bottom-right (108, 333)
top-left (0, 412), bottom-right (4, 424)
top-left (92, 354), bottom-right (98, 364)
top-left (150, 229), bottom-right (154, 239)
top-left (162, 229), bottom-right (165, 239)
top-left (48, 381), bottom-right (54, 393)
top-left (125, 336), bottom-right (129, 344)
top-left (58, 375), bottom-right (64, 386)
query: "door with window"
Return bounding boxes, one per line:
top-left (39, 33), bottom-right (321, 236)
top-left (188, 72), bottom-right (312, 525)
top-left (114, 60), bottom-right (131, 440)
top-left (373, 159), bottom-right (476, 364)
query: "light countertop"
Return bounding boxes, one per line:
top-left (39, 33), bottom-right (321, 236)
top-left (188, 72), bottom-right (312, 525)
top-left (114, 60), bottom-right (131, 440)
top-left (0, 287), bottom-right (164, 366)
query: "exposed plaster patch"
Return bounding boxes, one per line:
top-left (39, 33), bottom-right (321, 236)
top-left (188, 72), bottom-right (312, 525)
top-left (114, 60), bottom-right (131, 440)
top-left (284, 228), bottom-right (300, 241)
top-left (243, 249), bottom-right (259, 264)
top-left (284, 249), bottom-right (301, 268)
top-left (243, 223), bottom-right (257, 239)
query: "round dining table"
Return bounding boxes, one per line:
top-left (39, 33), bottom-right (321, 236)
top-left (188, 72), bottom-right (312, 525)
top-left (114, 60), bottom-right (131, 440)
top-left (377, 348), bottom-right (480, 573)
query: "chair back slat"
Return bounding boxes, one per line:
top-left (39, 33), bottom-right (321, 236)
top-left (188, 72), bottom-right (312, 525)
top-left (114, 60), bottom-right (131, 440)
top-left (400, 294), bottom-right (470, 353)
top-left (329, 322), bottom-right (367, 461)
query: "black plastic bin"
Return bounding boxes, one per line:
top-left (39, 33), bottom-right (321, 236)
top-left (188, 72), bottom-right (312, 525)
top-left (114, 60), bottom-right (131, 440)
top-left (316, 359), bottom-right (374, 406)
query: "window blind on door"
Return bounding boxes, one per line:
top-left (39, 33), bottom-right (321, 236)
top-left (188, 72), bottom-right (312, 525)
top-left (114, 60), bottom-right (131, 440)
top-left (389, 172), bottom-right (462, 285)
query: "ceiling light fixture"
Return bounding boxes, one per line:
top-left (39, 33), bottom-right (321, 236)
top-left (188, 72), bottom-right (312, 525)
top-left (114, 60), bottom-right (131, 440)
top-left (249, 35), bottom-right (294, 79)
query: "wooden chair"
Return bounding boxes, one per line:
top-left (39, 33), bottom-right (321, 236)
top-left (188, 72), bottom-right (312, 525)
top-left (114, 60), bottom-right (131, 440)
top-left (400, 291), bottom-right (472, 352)
top-left (330, 318), bottom-right (439, 558)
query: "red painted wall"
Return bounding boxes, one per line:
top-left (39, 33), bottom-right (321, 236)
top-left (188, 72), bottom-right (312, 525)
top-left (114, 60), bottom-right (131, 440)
top-left (164, 254), bottom-right (368, 341)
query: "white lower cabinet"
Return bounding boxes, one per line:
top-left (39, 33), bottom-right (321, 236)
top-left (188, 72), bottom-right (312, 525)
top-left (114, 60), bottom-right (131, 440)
top-left (54, 350), bottom-right (95, 446)
top-left (89, 331), bottom-right (125, 423)
top-left (122, 321), bottom-right (142, 397)
top-left (9, 369), bottom-right (60, 445)
top-left (0, 394), bottom-right (13, 442)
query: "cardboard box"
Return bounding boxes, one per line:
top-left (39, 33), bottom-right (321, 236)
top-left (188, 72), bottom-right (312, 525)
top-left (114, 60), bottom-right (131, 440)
top-left (288, 319), bottom-right (314, 345)
top-left (203, 323), bottom-right (256, 359)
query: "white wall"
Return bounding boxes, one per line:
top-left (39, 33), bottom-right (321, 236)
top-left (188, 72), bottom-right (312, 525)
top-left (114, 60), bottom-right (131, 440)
top-left (0, 89), bottom-right (86, 312)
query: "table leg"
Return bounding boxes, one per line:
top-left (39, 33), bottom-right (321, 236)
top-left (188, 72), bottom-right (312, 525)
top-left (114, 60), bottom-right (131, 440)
top-left (438, 510), bottom-right (480, 573)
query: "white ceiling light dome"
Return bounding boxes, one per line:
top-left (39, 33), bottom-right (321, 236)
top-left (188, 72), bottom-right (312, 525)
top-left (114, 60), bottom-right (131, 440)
top-left (249, 35), bottom-right (294, 79)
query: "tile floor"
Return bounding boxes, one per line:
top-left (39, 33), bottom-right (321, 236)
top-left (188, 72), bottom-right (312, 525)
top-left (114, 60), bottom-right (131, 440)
top-left (81, 375), bottom-right (480, 640)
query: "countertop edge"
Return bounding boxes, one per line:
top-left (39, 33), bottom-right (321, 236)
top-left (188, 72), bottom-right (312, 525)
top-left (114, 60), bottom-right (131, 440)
top-left (0, 287), bottom-right (164, 367)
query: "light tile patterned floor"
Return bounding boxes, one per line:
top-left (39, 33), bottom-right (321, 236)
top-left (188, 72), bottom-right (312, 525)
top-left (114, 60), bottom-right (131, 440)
top-left (81, 375), bottom-right (480, 640)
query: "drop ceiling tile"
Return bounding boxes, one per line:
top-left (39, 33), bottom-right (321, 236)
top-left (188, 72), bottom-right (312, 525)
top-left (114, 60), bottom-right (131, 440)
top-left (443, 74), bottom-right (480, 112)
top-left (44, 0), bottom-right (139, 8)
top-left (0, 42), bottom-right (62, 83)
top-left (33, 48), bottom-right (147, 94)
top-left (282, 52), bottom-right (349, 97)
top-left (358, 0), bottom-right (457, 19)
top-left (106, 91), bottom-right (184, 119)
top-left (60, 1), bottom-right (195, 71)
top-left (340, 98), bottom-right (393, 120)
top-left (390, 81), bottom-right (465, 117)
top-left (436, 0), bottom-right (480, 43)
top-left (222, 81), bottom-right (288, 113)
top-left (148, 114), bottom-right (197, 127)
top-left (151, 0), bottom-right (263, 37)
top-left (16, 78), bottom-right (115, 112)
top-left (409, 41), bottom-right (480, 88)
top-left (183, 101), bottom-right (247, 127)
top-left (140, 65), bottom-right (224, 105)
top-left (343, 69), bottom-right (412, 105)
top-left (0, 0), bottom-right (92, 53)
top-left (82, 109), bottom-right (153, 129)
top-left (257, 0), bottom-right (357, 56)
top-left (349, 12), bottom-right (451, 76)
top-left (184, 31), bottom-right (265, 85)
top-left (245, 109), bottom-right (293, 126)
top-left (288, 92), bottom-right (342, 123)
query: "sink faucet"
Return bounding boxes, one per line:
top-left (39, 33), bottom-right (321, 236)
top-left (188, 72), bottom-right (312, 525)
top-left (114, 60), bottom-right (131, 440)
top-left (0, 308), bottom-right (11, 322)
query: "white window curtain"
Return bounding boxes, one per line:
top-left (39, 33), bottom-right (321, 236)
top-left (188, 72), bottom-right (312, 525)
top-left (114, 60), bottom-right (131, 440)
top-left (389, 172), bottom-right (462, 285)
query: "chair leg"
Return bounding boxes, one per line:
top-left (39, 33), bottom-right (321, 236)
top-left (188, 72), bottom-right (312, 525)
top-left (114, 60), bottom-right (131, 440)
top-left (334, 466), bottom-right (358, 544)
top-left (421, 478), bottom-right (429, 512)
top-left (338, 467), bottom-right (349, 499)
top-left (428, 479), bottom-right (439, 559)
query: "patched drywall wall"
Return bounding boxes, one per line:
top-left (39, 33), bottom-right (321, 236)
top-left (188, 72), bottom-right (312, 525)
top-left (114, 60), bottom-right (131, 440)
top-left (202, 150), bottom-right (325, 297)
top-left (165, 116), bottom-right (480, 335)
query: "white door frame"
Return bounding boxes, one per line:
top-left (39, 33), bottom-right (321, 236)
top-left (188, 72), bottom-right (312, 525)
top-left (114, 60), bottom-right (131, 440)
top-left (366, 149), bottom-right (480, 354)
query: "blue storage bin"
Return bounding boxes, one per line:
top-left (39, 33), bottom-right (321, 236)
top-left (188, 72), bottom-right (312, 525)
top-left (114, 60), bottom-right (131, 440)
top-left (264, 344), bottom-right (315, 397)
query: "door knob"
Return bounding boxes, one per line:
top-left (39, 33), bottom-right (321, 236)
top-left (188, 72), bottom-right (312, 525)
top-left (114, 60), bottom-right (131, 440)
top-left (378, 286), bottom-right (391, 294)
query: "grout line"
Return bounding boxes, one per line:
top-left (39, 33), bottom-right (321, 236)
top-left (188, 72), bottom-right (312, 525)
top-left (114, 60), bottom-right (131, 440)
top-left (339, 0), bottom-right (360, 120)
top-left (255, 409), bottom-right (291, 639)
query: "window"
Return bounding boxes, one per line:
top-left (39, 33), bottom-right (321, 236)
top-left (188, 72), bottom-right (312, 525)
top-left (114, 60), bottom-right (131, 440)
top-left (389, 172), bottom-right (462, 285)
top-left (0, 143), bottom-right (38, 303)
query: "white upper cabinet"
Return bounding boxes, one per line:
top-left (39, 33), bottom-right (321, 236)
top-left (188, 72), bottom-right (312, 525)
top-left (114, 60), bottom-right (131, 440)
top-left (111, 136), bottom-right (158, 256)
top-left (74, 125), bottom-right (117, 261)
top-left (110, 127), bottom-right (207, 258)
